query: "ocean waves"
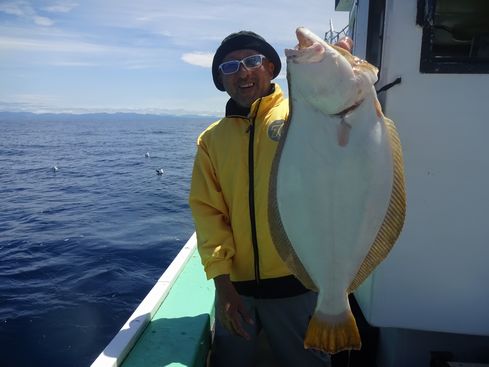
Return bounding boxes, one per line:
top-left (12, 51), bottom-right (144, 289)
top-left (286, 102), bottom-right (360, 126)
top-left (0, 116), bottom-right (212, 367)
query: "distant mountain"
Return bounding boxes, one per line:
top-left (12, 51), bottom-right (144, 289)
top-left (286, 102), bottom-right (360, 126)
top-left (0, 111), bottom-right (218, 123)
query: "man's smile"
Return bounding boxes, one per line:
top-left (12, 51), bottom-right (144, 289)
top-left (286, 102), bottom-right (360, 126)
top-left (239, 82), bottom-right (255, 89)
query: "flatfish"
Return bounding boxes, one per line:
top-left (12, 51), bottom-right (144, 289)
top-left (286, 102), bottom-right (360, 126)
top-left (269, 27), bottom-right (406, 354)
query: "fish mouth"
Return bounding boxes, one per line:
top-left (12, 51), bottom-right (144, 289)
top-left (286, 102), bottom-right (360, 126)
top-left (296, 28), bottom-right (316, 49)
top-left (285, 27), bottom-right (325, 62)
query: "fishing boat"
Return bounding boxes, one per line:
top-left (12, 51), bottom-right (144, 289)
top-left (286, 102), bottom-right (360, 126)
top-left (332, 0), bottom-right (489, 366)
top-left (92, 1), bottom-right (489, 366)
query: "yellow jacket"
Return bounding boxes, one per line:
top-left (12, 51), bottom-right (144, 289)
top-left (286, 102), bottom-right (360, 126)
top-left (189, 84), bottom-right (295, 285)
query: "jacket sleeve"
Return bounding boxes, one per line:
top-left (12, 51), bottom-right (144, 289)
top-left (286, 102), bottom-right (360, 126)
top-left (189, 135), bottom-right (235, 280)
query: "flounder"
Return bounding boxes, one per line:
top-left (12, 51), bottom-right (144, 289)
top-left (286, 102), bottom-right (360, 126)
top-left (269, 27), bottom-right (406, 354)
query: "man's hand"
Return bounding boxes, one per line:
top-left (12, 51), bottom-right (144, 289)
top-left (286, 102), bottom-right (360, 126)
top-left (214, 275), bottom-right (255, 340)
top-left (335, 37), bottom-right (353, 52)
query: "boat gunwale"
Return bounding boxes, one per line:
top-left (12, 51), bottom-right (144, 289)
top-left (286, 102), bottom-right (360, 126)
top-left (91, 233), bottom-right (198, 367)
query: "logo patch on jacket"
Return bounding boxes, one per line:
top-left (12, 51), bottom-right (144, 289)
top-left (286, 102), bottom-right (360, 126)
top-left (268, 120), bottom-right (285, 141)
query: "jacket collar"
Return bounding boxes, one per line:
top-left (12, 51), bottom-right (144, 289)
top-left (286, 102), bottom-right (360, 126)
top-left (225, 83), bottom-right (281, 118)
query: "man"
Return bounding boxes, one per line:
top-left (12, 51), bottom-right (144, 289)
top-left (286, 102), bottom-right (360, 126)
top-left (189, 31), bottom-right (350, 367)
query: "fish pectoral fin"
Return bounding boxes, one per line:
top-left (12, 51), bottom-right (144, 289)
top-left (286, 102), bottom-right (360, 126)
top-left (333, 99), bottom-right (362, 147)
top-left (337, 118), bottom-right (352, 147)
top-left (304, 309), bottom-right (361, 354)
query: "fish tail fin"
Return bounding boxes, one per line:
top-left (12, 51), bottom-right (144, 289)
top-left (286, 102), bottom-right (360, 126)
top-left (304, 310), bottom-right (361, 354)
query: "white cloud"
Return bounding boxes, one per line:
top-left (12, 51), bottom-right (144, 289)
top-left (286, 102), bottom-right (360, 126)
top-left (0, 35), bottom-right (114, 53)
top-left (0, 1), bottom-right (26, 16)
top-left (0, 33), bottom-right (174, 70)
top-left (0, 94), bottom-right (62, 113)
top-left (181, 52), bottom-right (213, 68)
top-left (49, 60), bottom-right (97, 67)
top-left (67, 0), bottom-right (348, 49)
top-left (0, 0), bottom-right (54, 26)
top-left (33, 15), bottom-right (54, 26)
top-left (42, 1), bottom-right (79, 13)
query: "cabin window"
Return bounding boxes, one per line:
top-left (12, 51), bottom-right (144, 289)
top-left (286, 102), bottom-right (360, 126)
top-left (417, 0), bottom-right (489, 73)
top-left (366, 0), bottom-right (386, 70)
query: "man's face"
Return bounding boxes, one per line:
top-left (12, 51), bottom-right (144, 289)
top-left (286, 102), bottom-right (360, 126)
top-left (219, 49), bottom-right (275, 108)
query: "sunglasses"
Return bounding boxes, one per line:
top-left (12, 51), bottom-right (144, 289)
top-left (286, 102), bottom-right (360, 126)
top-left (218, 54), bottom-right (266, 75)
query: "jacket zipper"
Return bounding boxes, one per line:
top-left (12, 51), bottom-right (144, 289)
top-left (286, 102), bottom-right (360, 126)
top-left (248, 99), bottom-right (262, 288)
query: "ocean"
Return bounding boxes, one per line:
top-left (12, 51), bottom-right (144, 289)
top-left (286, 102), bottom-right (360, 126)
top-left (0, 115), bottom-right (214, 367)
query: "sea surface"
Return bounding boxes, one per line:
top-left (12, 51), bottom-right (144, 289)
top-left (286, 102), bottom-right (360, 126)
top-left (0, 115), bottom-right (214, 367)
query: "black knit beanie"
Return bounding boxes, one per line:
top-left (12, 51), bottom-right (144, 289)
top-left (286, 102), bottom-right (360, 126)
top-left (212, 31), bottom-right (281, 91)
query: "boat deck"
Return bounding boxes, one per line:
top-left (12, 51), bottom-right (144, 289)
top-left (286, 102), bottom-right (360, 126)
top-left (91, 234), bottom-right (215, 367)
top-left (121, 245), bottom-right (214, 367)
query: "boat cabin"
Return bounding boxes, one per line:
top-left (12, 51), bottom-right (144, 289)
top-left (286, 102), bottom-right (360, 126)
top-left (334, 0), bottom-right (489, 366)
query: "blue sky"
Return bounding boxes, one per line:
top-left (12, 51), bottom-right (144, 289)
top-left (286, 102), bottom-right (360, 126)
top-left (0, 0), bottom-right (349, 115)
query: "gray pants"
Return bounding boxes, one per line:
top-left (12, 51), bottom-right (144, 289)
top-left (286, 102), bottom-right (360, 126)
top-left (210, 291), bottom-right (331, 367)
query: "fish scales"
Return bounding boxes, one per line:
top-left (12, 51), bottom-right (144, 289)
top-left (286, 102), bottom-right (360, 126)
top-left (268, 27), bottom-right (406, 354)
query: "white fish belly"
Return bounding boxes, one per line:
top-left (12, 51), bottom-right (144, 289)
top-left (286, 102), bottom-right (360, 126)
top-left (276, 97), bottom-right (393, 315)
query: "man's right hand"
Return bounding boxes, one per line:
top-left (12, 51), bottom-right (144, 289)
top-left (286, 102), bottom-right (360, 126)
top-left (214, 275), bottom-right (255, 340)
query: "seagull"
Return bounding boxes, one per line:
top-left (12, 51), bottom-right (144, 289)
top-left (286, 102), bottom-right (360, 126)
top-left (52, 165), bottom-right (59, 172)
top-left (156, 169), bottom-right (164, 175)
top-left (145, 152), bottom-right (150, 158)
